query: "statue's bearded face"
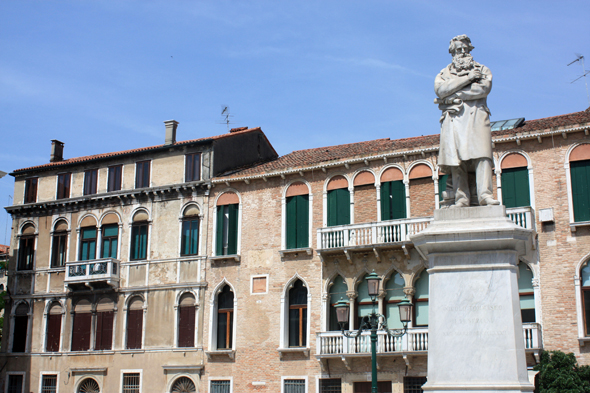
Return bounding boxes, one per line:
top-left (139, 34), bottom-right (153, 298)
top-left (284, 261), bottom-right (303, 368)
top-left (451, 42), bottom-right (474, 71)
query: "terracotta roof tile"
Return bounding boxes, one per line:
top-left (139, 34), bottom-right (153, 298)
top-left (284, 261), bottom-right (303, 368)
top-left (218, 107), bottom-right (590, 179)
top-left (11, 127), bottom-right (263, 175)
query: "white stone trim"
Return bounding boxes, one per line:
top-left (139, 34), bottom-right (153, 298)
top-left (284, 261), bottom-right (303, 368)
top-left (281, 179), bottom-right (313, 250)
top-left (281, 376), bottom-right (308, 393)
top-left (39, 371), bottom-right (60, 393)
top-left (120, 369), bottom-right (143, 393)
top-left (208, 279), bottom-right (237, 351)
top-left (211, 189), bottom-right (242, 257)
top-left (250, 274), bottom-right (269, 295)
top-left (565, 142), bottom-right (590, 225)
top-left (279, 274), bottom-right (311, 350)
top-left (209, 377), bottom-right (233, 393)
top-left (5, 371), bottom-right (26, 393)
top-left (497, 150), bottom-right (536, 210)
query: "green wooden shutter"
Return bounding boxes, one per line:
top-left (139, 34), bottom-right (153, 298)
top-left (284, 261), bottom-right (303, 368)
top-left (327, 190), bottom-right (338, 226)
top-left (381, 181), bottom-right (406, 220)
top-left (227, 203), bottom-right (238, 255)
top-left (501, 167), bottom-right (530, 208)
top-left (296, 195), bottom-right (309, 248)
top-left (381, 181), bottom-right (391, 220)
top-left (571, 160), bottom-right (590, 222)
top-left (286, 196), bottom-right (297, 249)
top-left (216, 206), bottom-right (224, 255)
top-left (438, 174), bottom-right (449, 202)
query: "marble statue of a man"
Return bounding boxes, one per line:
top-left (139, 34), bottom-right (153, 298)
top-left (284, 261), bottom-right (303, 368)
top-left (435, 35), bottom-right (499, 207)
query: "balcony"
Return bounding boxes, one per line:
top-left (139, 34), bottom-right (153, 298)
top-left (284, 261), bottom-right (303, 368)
top-left (316, 323), bottom-right (542, 365)
top-left (316, 207), bottom-right (535, 261)
top-left (64, 258), bottom-right (120, 291)
top-left (316, 217), bottom-right (431, 261)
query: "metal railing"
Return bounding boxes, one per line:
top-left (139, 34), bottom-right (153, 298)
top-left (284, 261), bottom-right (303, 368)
top-left (317, 324), bottom-right (540, 355)
top-left (64, 258), bottom-right (119, 284)
top-left (317, 217), bottom-right (432, 250)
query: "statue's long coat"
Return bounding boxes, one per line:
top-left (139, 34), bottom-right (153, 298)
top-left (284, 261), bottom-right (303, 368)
top-left (435, 62), bottom-right (493, 171)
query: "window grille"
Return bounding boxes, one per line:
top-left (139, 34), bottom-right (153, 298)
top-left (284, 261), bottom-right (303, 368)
top-left (210, 380), bottom-right (231, 393)
top-left (403, 377), bottom-right (427, 393)
top-left (41, 375), bottom-right (58, 393)
top-left (123, 373), bottom-right (141, 393)
top-left (319, 378), bottom-right (341, 393)
top-left (284, 379), bottom-right (305, 393)
top-left (7, 375), bottom-right (23, 393)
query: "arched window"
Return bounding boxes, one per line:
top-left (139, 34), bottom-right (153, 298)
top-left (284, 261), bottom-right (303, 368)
top-left (51, 220), bottom-right (68, 267)
top-left (171, 376), bottom-right (196, 393)
top-left (569, 144), bottom-right (590, 222)
top-left (353, 171), bottom-right (377, 223)
top-left (101, 214), bottom-right (119, 259)
top-left (45, 302), bottom-right (62, 352)
top-left (216, 193), bottom-right (239, 256)
top-left (95, 298), bottom-right (115, 350)
top-left (71, 299), bottom-right (92, 351)
top-left (130, 211), bottom-right (149, 261)
top-left (414, 271), bottom-right (429, 327)
top-left (285, 182), bottom-right (310, 249)
top-left (501, 153), bottom-right (530, 208)
top-left (18, 223), bottom-right (36, 270)
top-left (409, 164), bottom-right (434, 217)
top-left (518, 263), bottom-right (535, 323)
top-left (288, 280), bottom-right (308, 347)
top-left (77, 378), bottom-right (100, 393)
top-left (381, 168), bottom-right (406, 220)
top-left (178, 293), bottom-right (196, 348)
top-left (356, 275), bottom-right (374, 329)
top-left (328, 276), bottom-right (348, 331)
top-left (327, 176), bottom-right (350, 226)
top-left (79, 216), bottom-right (97, 261)
top-left (181, 205), bottom-right (200, 256)
top-left (385, 272), bottom-right (405, 329)
top-left (126, 296), bottom-right (144, 349)
top-left (12, 303), bottom-right (29, 352)
top-left (216, 285), bottom-right (234, 350)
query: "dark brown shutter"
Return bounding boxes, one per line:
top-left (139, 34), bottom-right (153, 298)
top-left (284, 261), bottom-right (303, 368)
top-left (95, 311), bottom-right (114, 350)
top-left (178, 306), bottom-right (195, 347)
top-left (46, 314), bottom-right (62, 352)
top-left (126, 309), bottom-right (143, 349)
top-left (71, 313), bottom-right (91, 351)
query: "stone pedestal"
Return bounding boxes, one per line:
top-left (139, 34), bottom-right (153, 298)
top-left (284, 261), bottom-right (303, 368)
top-left (412, 206), bottom-right (534, 393)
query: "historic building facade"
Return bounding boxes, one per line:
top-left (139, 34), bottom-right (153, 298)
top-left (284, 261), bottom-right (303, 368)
top-left (2, 107), bottom-right (590, 393)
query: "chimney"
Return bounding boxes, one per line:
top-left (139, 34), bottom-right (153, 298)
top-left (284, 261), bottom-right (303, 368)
top-left (50, 140), bottom-right (64, 162)
top-left (164, 120), bottom-right (179, 145)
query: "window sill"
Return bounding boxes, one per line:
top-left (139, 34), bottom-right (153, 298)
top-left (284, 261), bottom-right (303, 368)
top-left (120, 349), bottom-right (145, 354)
top-left (172, 347), bottom-right (202, 352)
top-left (40, 352), bottom-right (62, 356)
top-left (579, 337), bottom-right (590, 346)
top-left (205, 350), bottom-right (235, 360)
top-left (279, 248), bottom-right (313, 258)
top-left (571, 221), bottom-right (590, 231)
top-left (277, 347), bottom-right (309, 359)
top-left (209, 255), bottom-right (240, 263)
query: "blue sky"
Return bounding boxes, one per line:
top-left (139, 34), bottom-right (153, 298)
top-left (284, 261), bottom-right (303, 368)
top-left (0, 1), bottom-right (589, 244)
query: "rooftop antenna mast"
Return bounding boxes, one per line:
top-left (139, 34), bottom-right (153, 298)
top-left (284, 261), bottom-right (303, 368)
top-left (220, 105), bottom-right (234, 131)
top-left (568, 54), bottom-right (590, 107)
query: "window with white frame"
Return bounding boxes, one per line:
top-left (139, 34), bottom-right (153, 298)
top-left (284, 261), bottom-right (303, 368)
top-left (122, 372), bottom-right (141, 393)
top-left (215, 192), bottom-right (239, 256)
top-left (328, 276), bottom-right (348, 331)
top-left (210, 380), bottom-right (231, 393)
top-left (41, 374), bottom-right (58, 393)
top-left (7, 373), bottom-right (24, 393)
top-left (215, 285), bottom-right (234, 350)
top-left (171, 376), bottom-right (196, 393)
top-left (45, 302), bottom-right (62, 352)
top-left (12, 303), bottom-right (29, 352)
top-left (283, 378), bottom-right (306, 393)
top-left (500, 153), bottom-right (530, 208)
top-left (177, 293), bottom-right (196, 348)
top-left (51, 220), bottom-right (68, 267)
top-left (285, 182), bottom-right (309, 249)
top-left (319, 379), bottom-right (341, 393)
top-left (327, 176), bottom-right (350, 226)
top-left (569, 144), bottom-right (590, 222)
top-left (18, 223), bottom-right (35, 271)
top-left (126, 297), bottom-right (144, 349)
top-left (181, 205), bottom-right (200, 256)
top-left (288, 280), bottom-right (308, 347)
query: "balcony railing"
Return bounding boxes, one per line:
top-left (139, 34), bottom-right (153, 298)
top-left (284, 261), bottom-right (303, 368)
top-left (317, 207), bottom-right (535, 252)
top-left (317, 324), bottom-right (541, 356)
top-left (64, 258), bottom-right (120, 290)
top-left (506, 206), bottom-right (535, 231)
top-left (317, 217), bottom-right (432, 250)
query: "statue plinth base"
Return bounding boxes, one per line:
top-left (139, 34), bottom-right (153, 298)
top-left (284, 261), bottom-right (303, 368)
top-left (412, 206), bottom-right (534, 393)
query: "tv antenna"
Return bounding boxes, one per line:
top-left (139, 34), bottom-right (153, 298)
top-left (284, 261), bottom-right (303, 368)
top-left (567, 54), bottom-right (590, 106)
top-left (219, 105), bottom-right (234, 131)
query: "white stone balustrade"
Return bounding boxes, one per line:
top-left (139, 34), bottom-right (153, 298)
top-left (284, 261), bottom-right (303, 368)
top-left (316, 207), bottom-right (534, 251)
top-left (64, 258), bottom-right (120, 290)
top-left (316, 324), bottom-right (540, 356)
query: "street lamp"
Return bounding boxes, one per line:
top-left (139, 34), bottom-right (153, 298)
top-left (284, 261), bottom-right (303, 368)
top-left (334, 270), bottom-right (413, 393)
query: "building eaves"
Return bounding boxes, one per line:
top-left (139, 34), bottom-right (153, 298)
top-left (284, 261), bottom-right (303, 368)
top-left (10, 127), bottom-right (264, 176)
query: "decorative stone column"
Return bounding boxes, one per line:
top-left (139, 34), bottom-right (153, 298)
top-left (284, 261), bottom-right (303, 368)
top-left (412, 205), bottom-right (534, 393)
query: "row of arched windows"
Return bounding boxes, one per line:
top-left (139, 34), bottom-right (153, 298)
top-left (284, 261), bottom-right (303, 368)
top-left (9, 292), bottom-right (198, 353)
top-left (16, 204), bottom-right (202, 271)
